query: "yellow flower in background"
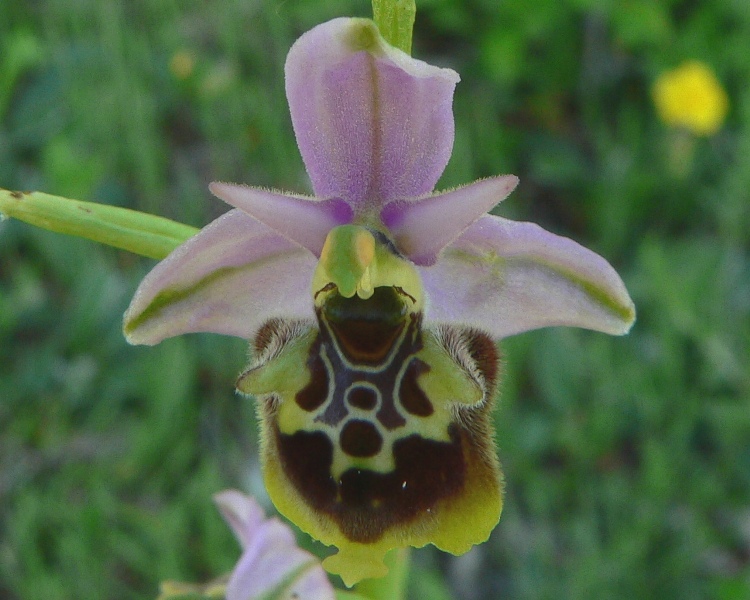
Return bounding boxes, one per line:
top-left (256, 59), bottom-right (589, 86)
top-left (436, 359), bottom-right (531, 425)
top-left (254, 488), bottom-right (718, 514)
top-left (653, 61), bottom-right (729, 136)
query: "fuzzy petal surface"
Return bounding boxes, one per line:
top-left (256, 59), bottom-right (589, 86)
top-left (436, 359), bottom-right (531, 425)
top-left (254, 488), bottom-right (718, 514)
top-left (209, 182), bottom-right (353, 257)
top-left (285, 18), bottom-right (459, 210)
top-left (124, 210), bottom-right (316, 345)
top-left (420, 215), bottom-right (636, 338)
top-left (381, 175), bottom-right (518, 265)
top-left (214, 491), bottom-right (335, 600)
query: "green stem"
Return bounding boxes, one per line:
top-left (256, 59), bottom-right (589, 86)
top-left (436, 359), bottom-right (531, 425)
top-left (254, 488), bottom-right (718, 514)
top-left (372, 0), bottom-right (416, 55)
top-left (0, 188), bottom-right (197, 259)
top-left (352, 549), bottom-right (410, 600)
top-left (336, 592), bottom-right (371, 600)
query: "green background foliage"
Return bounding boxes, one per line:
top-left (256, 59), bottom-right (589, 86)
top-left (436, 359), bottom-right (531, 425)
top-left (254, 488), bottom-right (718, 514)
top-left (1, 0), bottom-right (749, 598)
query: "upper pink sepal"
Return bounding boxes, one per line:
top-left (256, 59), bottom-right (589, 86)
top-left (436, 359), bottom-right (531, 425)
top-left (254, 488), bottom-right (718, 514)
top-left (285, 18), bottom-right (459, 211)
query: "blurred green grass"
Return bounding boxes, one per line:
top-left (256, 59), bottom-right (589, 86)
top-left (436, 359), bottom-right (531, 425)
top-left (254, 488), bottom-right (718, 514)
top-left (1, 0), bottom-right (749, 599)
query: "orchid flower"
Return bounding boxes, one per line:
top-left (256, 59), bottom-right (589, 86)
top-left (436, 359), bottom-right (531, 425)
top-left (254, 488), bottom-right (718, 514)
top-left (123, 18), bottom-right (635, 586)
top-left (214, 490), bottom-right (336, 600)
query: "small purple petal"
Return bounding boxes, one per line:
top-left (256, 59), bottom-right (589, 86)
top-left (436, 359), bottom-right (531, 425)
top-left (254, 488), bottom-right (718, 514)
top-left (225, 527), bottom-right (316, 600)
top-left (123, 210), bottom-right (317, 345)
top-left (285, 18), bottom-right (459, 210)
top-left (214, 490), bottom-right (335, 600)
top-left (213, 490), bottom-right (266, 551)
top-left (420, 215), bottom-right (636, 338)
top-left (382, 175), bottom-right (518, 266)
top-left (209, 182), bottom-right (353, 257)
top-left (281, 566), bottom-right (337, 600)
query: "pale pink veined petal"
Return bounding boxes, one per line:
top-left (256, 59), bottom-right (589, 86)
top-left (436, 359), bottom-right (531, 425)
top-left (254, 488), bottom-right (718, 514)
top-left (214, 490), bottom-right (266, 551)
top-left (285, 17), bottom-right (459, 210)
top-left (123, 210), bottom-right (316, 345)
top-left (420, 215), bottom-right (636, 338)
top-left (214, 491), bottom-right (336, 600)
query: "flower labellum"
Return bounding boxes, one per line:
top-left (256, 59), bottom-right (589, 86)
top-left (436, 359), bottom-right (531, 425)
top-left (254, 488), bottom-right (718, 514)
top-left (123, 18), bottom-right (635, 586)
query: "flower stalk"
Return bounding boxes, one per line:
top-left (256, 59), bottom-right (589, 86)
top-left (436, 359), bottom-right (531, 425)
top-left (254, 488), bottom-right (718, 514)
top-left (372, 0), bottom-right (415, 55)
top-left (353, 549), bottom-right (410, 600)
top-left (0, 188), bottom-right (196, 259)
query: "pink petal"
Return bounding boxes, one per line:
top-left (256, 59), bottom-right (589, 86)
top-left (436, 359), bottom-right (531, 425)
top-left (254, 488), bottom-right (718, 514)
top-left (213, 490), bottom-right (266, 551)
top-left (123, 210), bottom-right (316, 345)
top-left (285, 18), bottom-right (459, 210)
top-left (381, 175), bottom-right (518, 266)
top-left (226, 528), bottom-right (331, 600)
top-left (215, 491), bottom-right (335, 600)
top-left (209, 182), bottom-right (353, 257)
top-left (279, 566), bottom-right (337, 600)
top-left (420, 215), bottom-right (636, 338)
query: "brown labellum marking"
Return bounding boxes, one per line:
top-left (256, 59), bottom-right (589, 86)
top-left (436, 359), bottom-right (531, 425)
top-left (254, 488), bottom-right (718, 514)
top-left (327, 319), bottom-right (404, 365)
top-left (295, 340), bottom-right (330, 412)
top-left (374, 395), bottom-right (407, 430)
top-left (465, 329), bottom-right (500, 390)
top-left (347, 386), bottom-right (378, 410)
top-left (339, 419), bottom-right (383, 457)
top-left (324, 287), bottom-right (407, 365)
top-left (313, 289), bottom-right (422, 431)
top-left (276, 425), bottom-right (466, 544)
top-left (398, 358), bottom-right (434, 416)
top-left (253, 318), bottom-right (284, 355)
top-left (277, 428), bottom-right (336, 510)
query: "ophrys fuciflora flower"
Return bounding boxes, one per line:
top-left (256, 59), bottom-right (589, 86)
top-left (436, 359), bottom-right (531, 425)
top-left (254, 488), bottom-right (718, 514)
top-left (124, 18), bottom-right (635, 586)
